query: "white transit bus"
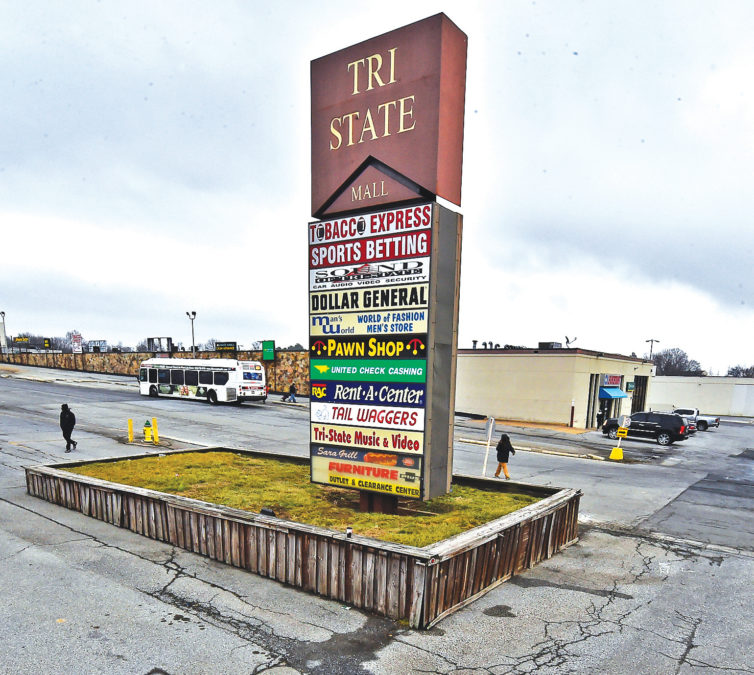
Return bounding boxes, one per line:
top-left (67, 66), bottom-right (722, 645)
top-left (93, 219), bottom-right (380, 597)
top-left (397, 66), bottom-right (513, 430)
top-left (138, 358), bottom-right (267, 404)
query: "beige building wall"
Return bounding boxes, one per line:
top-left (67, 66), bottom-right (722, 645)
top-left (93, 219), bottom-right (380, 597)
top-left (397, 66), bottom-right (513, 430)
top-left (455, 351), bottom-right (654, 428)
top-left (647, 376), bottom-right (754, 416)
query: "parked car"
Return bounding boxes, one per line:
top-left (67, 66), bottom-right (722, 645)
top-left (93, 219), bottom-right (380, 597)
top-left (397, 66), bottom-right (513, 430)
top-left (602, 412), bottom-right (689, 445)
top-left (672, 408), bottom-right (720, 432)
top-left (681, 416), bottom-right (697, 434)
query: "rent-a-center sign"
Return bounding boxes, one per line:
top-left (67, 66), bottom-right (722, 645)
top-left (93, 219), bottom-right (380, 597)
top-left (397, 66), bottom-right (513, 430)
top-left (310, 15), bottom-right (466, 501)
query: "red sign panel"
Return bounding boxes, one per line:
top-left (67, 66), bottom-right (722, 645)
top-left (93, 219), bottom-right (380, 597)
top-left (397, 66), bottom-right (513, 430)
top-left (309, 231), bottom-right (431, 268)
top-left (311, 13), bottom-right (467, 217)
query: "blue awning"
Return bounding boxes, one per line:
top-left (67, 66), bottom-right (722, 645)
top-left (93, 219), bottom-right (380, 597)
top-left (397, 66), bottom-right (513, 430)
top-left (599, 386), bottom-right (627, 399)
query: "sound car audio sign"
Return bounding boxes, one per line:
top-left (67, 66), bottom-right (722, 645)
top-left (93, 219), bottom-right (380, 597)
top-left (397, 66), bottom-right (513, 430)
top-left (311, 14), bottom-right (467, 218)
top-left (310, 15), bottom-right (465, 502)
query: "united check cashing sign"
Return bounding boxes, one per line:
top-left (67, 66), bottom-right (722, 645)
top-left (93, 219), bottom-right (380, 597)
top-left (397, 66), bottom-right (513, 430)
top-left (309, 14), bottom-right (466, 501)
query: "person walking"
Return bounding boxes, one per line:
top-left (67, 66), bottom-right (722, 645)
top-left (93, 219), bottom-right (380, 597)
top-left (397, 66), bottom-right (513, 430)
top-left (494, 432), bottom-right (515, 479)
top-left (60, 403), bottom-right (77, 453)
top-left (282, 382), bottom-right (297, 403)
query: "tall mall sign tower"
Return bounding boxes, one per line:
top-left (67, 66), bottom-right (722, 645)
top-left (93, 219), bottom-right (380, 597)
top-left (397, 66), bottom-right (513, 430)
top-left (308, 14), bottom-right (467, 506)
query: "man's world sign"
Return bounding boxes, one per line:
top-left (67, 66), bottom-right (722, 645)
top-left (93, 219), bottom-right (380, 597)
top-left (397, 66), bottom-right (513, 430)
top-left (311, 14), bottom-right (467, 219)
top-left (310, 15), bottom-right (466, 502)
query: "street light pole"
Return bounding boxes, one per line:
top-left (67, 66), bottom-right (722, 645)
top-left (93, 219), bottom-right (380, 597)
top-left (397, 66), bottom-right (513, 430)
top-left (645, 338), bottom-right (659, 360)
top-left (0, 311), bottom-right (7, 355)
top-left (186, 311), bottom-right (196, 356)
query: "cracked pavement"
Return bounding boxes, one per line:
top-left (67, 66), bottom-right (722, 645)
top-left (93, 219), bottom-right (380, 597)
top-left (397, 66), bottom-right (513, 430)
top-left (1, 368), bottom-right (753, 673)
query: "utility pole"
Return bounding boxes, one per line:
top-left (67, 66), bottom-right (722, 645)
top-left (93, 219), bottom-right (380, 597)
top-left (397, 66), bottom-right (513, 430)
top-left (645, 338), bottom-right (659, 360)
top-left (186, 311), bottom-right (197, 356)
top-left (0, 311), bottom-right (7, 354)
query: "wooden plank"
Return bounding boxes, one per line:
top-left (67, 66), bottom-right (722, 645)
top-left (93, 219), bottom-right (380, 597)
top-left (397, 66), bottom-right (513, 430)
top-left (266, 529), bottom-right (276, 579)
top-left (375, 551), bottom-right (387, 615)
top-left (230, 521), bottom-right (240, 567)
top-left (304, 535), bottom-right (316, 592)
top-left (338, 541), bottom-right (347, 602)
top-left (317, 537), bottom-right (328, 595)
top-left (398, 557), bottom-right (408, 618)
top-left (328, 541), bottom-right (340, 599)
top-left (147, 500), bottom-right (156, 538)
top-left (351, 546), bottom-right (363, 608)
top-left (223, 520), bottom-right (232, 565)
top-left (409, 561), bottom-right (426, 629)
top-left (386, 554), bottom-right (400, 618)
top-left (426, 562), bottom-right (440, 626)
top-left (249, 525), bottom-right (259, 573)
top-left (294, 535), bottom-right (303, 587)
top-left (363, 549), bottom-right (375, 610)
top-left (276, 531), bottom-right (286, 581)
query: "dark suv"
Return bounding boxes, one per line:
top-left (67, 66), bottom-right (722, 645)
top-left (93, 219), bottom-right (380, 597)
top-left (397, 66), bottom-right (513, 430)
top-left (602, 412), bottom-right (689, 446)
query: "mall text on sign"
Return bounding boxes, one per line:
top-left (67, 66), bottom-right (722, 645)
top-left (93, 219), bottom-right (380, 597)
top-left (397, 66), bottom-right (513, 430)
top-left (310, 14), bottom-right (467, 217)
top-left (311, 423), bottom-right (424, 453)
top-left (310, 310), bottom-right (428, 336)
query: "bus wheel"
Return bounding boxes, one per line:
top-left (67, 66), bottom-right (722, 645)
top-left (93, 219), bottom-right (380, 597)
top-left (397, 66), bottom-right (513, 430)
top-left (149, 386), bottom-right (158, 398)
top-left (207, 390), bottom-right (218, 405)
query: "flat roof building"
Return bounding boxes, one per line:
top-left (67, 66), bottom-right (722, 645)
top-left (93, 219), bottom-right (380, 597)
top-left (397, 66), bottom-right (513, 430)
top-left (455, 346), bottom-right (655, 429)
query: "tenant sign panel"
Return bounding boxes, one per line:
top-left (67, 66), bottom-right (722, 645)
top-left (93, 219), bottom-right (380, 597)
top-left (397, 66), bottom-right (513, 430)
top-left (308, 202), bottom-right (462, 500)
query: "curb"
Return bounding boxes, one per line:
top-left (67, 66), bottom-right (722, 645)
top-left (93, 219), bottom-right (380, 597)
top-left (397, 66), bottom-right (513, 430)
top-left (457, 437), bottom-right (606, 461)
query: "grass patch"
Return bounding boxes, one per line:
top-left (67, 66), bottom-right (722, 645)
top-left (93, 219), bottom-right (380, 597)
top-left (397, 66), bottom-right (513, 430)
top-left (66, 451), bottom-right (541, 547)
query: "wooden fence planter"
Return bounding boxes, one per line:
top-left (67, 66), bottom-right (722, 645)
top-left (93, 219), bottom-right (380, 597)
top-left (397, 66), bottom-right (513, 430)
top-left (25, 448), bottom-right (580, 628)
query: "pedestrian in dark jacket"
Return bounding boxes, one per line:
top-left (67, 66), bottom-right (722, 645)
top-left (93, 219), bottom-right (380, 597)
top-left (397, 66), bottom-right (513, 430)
top-left (60, 403), bottom-right (77, 453)
top-left (282, 382), bottom-right (297, 403)
top-left (494, 432), bottom-right (515, 479)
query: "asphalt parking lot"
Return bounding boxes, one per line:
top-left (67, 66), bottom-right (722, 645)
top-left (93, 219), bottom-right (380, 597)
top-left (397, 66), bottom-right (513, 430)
top-left (1, 365), bottom-right (753, 674)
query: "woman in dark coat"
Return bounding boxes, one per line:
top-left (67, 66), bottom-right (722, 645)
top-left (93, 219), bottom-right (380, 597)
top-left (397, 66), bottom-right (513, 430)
top-left (494, 432), bottom-right (515, 479)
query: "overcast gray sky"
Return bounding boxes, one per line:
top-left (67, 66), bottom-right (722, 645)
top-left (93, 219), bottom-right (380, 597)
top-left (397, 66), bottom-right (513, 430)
top-left (2, 0), bottom-right (752, 373)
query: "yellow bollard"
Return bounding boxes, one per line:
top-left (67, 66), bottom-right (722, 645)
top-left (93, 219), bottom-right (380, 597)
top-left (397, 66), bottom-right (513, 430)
top-left (152, 417), bottom-right (159, 445)
top-left (609, 446), bottom-right (623, 460)
top-left (128, 419), bottom-right (134, 443)
top-left (143, 420), bottom-right (152, 443)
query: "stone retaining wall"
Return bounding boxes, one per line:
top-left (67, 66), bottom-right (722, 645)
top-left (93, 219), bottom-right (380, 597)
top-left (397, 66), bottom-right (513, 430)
top-left (0, 350), bottom-right (310, 395)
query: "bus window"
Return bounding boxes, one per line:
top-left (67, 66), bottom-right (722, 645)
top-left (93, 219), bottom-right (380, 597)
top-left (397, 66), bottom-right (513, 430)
top-left (139, 368), bottom-right (148, 382)
top-left (199, 370), bottom-right (213, 385)
top-left (158, 370), bottom-right (170, 384)
top-left (149, 369), bottom-right (157, 383)
top-left (185, 370), bottom-right (198, 386)
top-left (243, 372), bottom-right (262, 381)
top-left (214, 371), bottom-right (229, 386)
top-left (171, 370), bottom-right (185, 385)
